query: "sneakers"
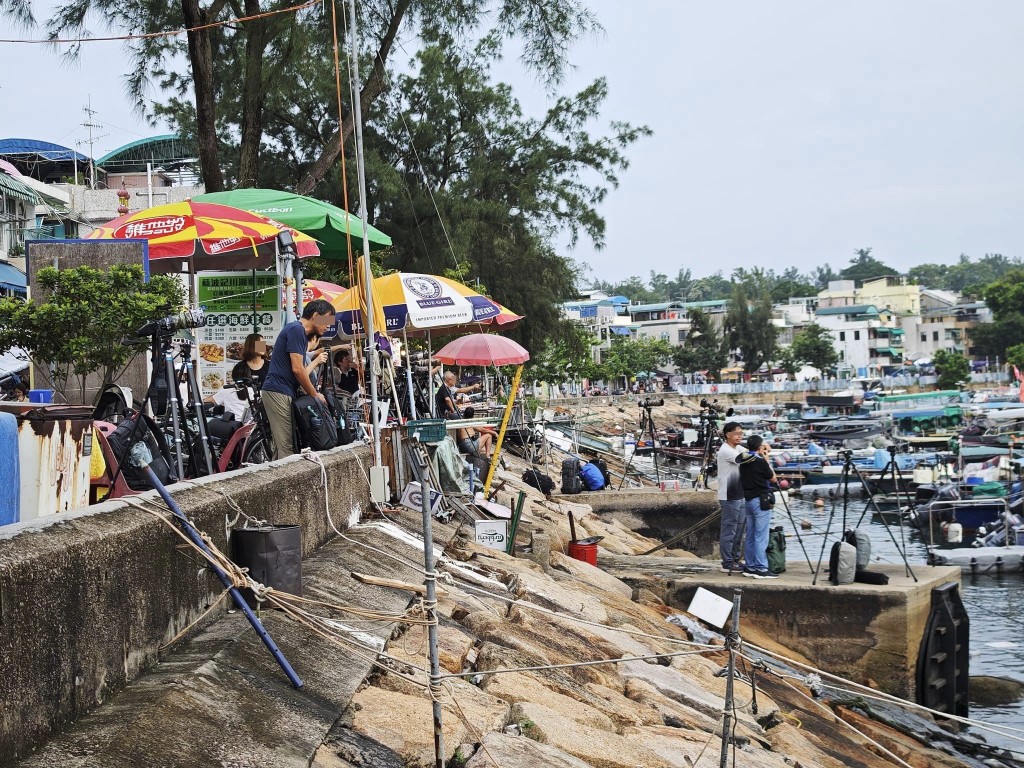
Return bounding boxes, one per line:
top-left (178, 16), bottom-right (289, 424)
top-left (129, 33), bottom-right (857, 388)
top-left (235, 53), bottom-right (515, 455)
top-left (720, 566), bottom-right (735, 574)
top-left (742, 569), bottom-right (780, 580)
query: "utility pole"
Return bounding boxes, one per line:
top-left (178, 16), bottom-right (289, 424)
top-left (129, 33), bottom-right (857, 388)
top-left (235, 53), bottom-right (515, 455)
top-left (720, 591), bottom-right (741, 768)
top-left (80, 95), bottom-right (108, 190)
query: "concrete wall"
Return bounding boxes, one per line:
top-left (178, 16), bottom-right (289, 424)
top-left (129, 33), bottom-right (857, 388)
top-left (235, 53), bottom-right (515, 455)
top-left (0, 445), bottom-right (372, 764)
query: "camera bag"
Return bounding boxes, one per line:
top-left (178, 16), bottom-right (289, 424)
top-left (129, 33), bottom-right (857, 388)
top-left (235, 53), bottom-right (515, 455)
top-left (561, 457), bottom-right (582, 494)
top-left (522, 469), bottom-right (555, 495)
top-left (593, 457), bottom-right (611, 488)
top-left (828, 540), bottom-right (857, 585)
top-left (842, 529), bottom-right (872, 571)
top-left (107, 412), bottom-right (177, 491)
top-left (293, 395), bottom-right (338, 451)
top-left (766, 526), bottom-right (786, 574)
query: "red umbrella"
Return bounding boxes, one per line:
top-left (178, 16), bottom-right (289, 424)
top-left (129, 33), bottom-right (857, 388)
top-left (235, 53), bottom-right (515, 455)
top-left (433, 334), bottom-right (530, 366)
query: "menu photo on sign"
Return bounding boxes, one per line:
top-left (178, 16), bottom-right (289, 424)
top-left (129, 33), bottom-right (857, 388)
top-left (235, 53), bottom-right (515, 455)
top-left (195, 271), bottom-right (283, 397)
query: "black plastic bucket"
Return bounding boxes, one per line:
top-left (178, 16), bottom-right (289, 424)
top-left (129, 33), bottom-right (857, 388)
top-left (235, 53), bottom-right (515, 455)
top-left (231, 525), bottom-right (303, 608)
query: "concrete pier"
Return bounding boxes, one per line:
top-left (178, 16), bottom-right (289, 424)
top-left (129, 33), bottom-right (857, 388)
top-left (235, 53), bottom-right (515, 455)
top-left (559, 489), bottom-right (720, 556)
top-left (599, 553), bottom-right (962, 701)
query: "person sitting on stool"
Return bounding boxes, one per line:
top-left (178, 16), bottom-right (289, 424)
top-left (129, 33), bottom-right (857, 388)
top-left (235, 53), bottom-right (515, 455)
top-left (455, 406), bottom-right (495, 459)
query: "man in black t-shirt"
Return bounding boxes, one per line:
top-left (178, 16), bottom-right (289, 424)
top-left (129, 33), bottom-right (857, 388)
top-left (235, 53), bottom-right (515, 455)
top-left (434, 370), bottom-right (480, 417)
top-left (260, 300), bottom-right (336, 459)
top-left (739, 434), bottom-right (779, 579)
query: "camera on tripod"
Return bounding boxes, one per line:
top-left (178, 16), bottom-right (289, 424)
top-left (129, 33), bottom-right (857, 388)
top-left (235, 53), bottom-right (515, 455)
top-left (135, 308), bottom-right (206, 338)
top-left (639, 397), bottom-right (664, 408)
top-left (699, 398), bottom-right (734, 417)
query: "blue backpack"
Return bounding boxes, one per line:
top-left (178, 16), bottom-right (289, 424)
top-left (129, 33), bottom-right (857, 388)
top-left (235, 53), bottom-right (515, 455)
top-left (579, 461), bottom-right (606, 491)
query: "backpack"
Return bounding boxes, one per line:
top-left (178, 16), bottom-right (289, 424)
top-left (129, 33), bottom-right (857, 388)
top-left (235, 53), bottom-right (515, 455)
top-left (561, 458), bottom-right (582, 494)
top-left (106, 412), bottom-right (178, 491)
top-left (522, 469), bottom-right (555, 495)
top-left (323, 389), bottom-right (354, 446)
top-left (828, 541), bottom-right (857, 585)
top-left (842, 529), bottom-right (871, 571)
top-left (766, 526), bottom-right (786, 574)
top-left (293, 395), bottom-right (337, 451)
top-left (593, 457), bottom-right (611, 488)
top-left (579, 462), bottom-right (606, 491)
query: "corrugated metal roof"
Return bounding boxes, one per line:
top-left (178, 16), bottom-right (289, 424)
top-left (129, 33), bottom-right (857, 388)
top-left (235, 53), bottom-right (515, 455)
top-left (815, 304), bottom-right (879, 316)
top-left (0, 138), bottom-right (88, 162)
top-left (0, 172), bottom-right (40, 205)
top-left (0, 261), bottom-right (27, 293)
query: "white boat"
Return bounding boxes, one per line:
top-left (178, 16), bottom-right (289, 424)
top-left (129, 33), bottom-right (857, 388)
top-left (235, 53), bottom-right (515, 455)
top-left (927, 546), bottom-right (1024, 574)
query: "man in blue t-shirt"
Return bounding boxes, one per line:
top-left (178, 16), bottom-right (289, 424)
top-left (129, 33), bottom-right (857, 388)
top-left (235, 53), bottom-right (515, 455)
top-left (261, 299), bottom-right (336, 459)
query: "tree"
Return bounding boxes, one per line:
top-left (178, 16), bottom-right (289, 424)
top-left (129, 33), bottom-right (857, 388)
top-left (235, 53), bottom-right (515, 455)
top-left (973, 269), bottom-right (1024, 361)
top-left (933, 349), bottom-right (970, 390)
top-left (811, 263), bottom-right (839, 290)
top-left (672, 308), bottom-right (726, 376)
top-left (839, 247), bottom-right (898, 285)
top-left (0, 265), bottom-right (184, 404)
top-left (600, 336), bottom-right (672, 388)
top-left (1005, 343), bottom-right (1024, 373)
top-left (789, 323), bottom-right (839, 375)
top-left (724, 276), bottom-right (776, 374)
top-left (528, 323), bottom-right (600, 385)
top-left (775, 346), bottom-right (801, 380)
top-left (363, 42), bottom-right (649, 355)
top-left (9, 0), bottom-right (601, 194)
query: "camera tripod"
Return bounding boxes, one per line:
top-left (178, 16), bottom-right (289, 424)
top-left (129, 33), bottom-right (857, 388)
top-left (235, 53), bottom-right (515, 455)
top-left (812, 449), bottom-right (917, 585)
top-left (618, 398), bottom-right (664, 489)
top-left (692, 399), bottom-right (732, 489)
top-left (140, 331), bottom-right (215, 479)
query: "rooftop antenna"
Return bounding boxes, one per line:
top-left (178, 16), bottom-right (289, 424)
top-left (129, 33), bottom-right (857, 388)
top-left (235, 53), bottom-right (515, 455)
top-left (81, 95), bottom-right (108, 189)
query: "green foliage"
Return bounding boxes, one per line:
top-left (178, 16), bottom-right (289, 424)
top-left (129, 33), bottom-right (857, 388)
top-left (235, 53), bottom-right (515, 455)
top-left (528, 323), bottom-right (600, 384)
top-left (972, 269), bottom-right (1024, 361)
top-left (908, 253), bottom-right (1022, 295)
top-left (724, 273), bottom-right (777, 374)
top-left (671, 308), bottom-right (726, 376)
top-left (0, 265), bottom-right (184, 404)
top-left (1005, 343), bottom-right (1024, 372)
top-left (933, 349), bottom-right (970, 390)
top-left (789, 323), bottom-right (839, 374)
top-left (839, 248), bottom-right (898, 285)
top-left (601, 336), bottom-right (673, 387)
top-left (365, 41), bottom-right (648, 355)
top-left (775, 346), bottom-right (801, 379)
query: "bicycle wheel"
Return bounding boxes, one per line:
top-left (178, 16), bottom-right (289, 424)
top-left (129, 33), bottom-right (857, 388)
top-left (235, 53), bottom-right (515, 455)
top-left (242, 429), bottom-right (273, 464)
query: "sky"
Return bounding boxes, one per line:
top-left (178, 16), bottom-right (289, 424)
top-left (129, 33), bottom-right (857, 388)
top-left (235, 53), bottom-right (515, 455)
top-left (2, 1), bottom-right (1024, 284)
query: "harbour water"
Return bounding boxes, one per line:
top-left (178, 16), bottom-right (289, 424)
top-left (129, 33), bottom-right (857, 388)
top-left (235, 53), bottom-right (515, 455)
top-left (774, 492), bottom-right (1024, 757)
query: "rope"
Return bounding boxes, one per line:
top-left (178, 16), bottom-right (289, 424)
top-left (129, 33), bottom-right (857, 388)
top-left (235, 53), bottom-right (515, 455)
top-left (435, 647), bottom-right (720, 681)
top-left (742, 642), bottom-right (1024, 745)
top-left (751, 659), bottom-right (915, 768)
top-left (0, 0), bottom-right (320, 45)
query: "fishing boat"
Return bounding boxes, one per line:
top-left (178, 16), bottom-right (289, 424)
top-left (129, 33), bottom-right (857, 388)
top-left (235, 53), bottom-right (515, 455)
top-left (890, 405), bottom-right (964, 449)
top-left (905, 484), bottom-right (1015, 536)
top-left (926, 509), bottom-right (1024, 574)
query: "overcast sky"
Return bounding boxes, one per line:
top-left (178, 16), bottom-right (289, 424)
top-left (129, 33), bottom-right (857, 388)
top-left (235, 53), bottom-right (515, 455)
top-left (3, 1), bottom-right (1023, 284)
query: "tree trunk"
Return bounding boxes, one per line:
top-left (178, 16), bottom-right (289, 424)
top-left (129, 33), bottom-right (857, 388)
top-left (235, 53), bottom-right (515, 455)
top-left (181, 0), bottom-right (225, 192)
top-left (295, 0), bottom-right (411, 196)
top-left (237, 0), bottom-right (269, 187)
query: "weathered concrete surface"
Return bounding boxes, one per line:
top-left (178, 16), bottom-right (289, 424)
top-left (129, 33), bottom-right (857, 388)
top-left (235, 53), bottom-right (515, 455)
top-left (600, 553), bottom-right (961, 701)
top-left (0, 445), bottom-right (372, 764)
top-left (12, 522), bottom-right (416, 768)
top-left (566, 489), bottom-right (720, 555)
top-left (569, 489), bottom-right (720, 557)
top-left (2, 451), bottom-right (998, 768)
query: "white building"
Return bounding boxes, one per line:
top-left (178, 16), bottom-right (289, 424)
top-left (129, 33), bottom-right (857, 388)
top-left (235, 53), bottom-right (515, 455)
top-left (814, 304), bottom-right (905, 373)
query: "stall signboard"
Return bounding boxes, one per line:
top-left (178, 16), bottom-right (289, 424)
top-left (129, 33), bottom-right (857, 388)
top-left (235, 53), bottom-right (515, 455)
top-left (195, 271), bottom-right (283, 397)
